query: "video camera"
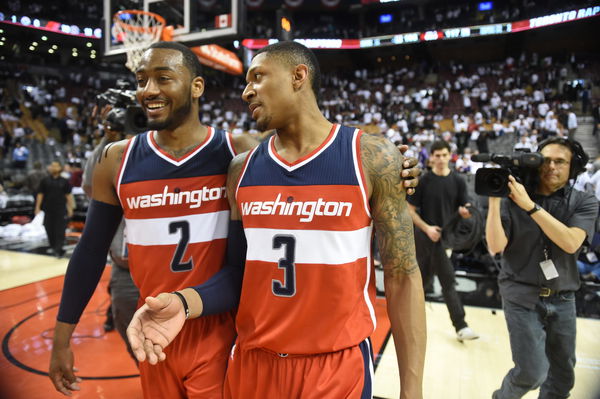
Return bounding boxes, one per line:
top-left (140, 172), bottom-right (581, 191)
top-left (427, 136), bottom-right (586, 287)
top-left (474, 151), bottom-right (543, 197)
top-left (96, 80), bottom-right (147, 135)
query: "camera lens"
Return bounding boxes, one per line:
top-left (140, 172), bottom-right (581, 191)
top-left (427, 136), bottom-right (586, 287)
top-left (488, 174), bottom-right (502, 189)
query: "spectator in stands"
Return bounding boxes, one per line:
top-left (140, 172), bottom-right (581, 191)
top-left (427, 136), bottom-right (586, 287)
top-left (565, 105), bottom-right (578, 140)
top-left (593, 100), bottom-right (600, 136)
top-left (34, 161), bottom-right (74, 258)
top-left (68, 161), bottom-right (83, 190)
top-left (12, 141), bottom-right (29, 169)
top-left (0, 183), bottom-right (7, 209)
top-left (0, 128), bottom-right (10, 159)
top-left (589, 156), bottom-right (600, 201)
top-left (514, 134), bottom-right (535, 152)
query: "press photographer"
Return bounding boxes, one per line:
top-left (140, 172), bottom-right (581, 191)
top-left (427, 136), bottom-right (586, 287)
top-left (96, 80), bottom-right (147, 134)
top-left (485, 137), bottom-right (598, 399)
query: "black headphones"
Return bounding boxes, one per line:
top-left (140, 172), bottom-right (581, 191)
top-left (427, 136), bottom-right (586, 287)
top-left (537, 137), bottom-right (589, 180)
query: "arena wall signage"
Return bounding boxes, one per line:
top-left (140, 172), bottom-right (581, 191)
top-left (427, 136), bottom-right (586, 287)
top-left (242, 4), bottom-right (600, 50)
top-left (0, 12), bottom-right (101, 39)
top-left (0, 4), bottom-right (598, 45)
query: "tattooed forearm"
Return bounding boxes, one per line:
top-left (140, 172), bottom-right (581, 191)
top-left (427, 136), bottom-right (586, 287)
top-left (361, 133), bottom-right (418, 276)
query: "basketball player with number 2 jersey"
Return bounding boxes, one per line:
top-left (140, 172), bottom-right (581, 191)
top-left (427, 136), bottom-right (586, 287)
top-left (117, 127), bottom-right (236, 397)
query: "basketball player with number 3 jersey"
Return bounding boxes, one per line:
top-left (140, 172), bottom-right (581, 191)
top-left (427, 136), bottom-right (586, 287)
top-left (228, 123), bottom-right (380, 398)
top-left (221, 42), bottom-right (427, 399)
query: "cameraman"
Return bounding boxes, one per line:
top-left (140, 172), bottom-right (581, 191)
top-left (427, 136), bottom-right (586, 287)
top-left (486, 137), bottom-right (598, 399)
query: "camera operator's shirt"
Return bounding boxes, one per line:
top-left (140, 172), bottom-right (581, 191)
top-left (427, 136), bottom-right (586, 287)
top-left (498, 186), bottom-right (598, 309)
top-left (407, 170), bottom-right (470, 227)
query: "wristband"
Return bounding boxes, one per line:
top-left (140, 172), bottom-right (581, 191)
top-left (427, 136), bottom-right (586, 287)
top-left (526, 203), bottom-right (541, 216)
top-left (172, 291), bottom-right (190, 319)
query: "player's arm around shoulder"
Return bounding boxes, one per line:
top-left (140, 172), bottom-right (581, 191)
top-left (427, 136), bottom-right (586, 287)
top-left (90, 139), bottom-right (130, 204)
top-left (360, 133), bottom-right (426, 399)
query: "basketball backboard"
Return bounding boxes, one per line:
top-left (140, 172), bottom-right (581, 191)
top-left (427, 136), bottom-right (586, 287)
top-left (103, 0), bottom-right (244, 60)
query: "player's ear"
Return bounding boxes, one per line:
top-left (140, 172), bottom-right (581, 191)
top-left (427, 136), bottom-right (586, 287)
top-left (292, 64), bottom-right (309, 91)
top-left (191, 76), bottom-right (204, 99)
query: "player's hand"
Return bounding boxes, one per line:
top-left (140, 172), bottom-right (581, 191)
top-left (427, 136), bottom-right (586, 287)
top-left (398, 144), bottom-right (420, 195)
top-left (126, 293), bottom-right (186, 365)
top-left (425, 225), bottom-right (442, 242)
top-left (49, 345), bottom-right (81, 396)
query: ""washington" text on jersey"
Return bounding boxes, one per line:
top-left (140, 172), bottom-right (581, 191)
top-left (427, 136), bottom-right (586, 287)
top-left (125, 185), bottom-right (226, 209)
top-left (240, 193), bottom-right (352, 222)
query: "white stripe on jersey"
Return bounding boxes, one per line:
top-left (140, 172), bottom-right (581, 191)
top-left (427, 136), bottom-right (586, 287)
top-left (125, 210), bottom-right (230, 246)
top-left (225, 131), bottom-right (236, 157)
top-left (244, 225), bottom-right (372, 265)
top-left (352, 129), bottom-right (372, 219)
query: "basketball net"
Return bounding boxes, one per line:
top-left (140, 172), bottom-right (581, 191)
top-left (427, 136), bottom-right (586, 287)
top-left (112, 10), bottom-right (166, 72)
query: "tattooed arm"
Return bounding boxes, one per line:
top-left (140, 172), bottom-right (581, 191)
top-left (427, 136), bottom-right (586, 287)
top-left (91, 139), bottom-right (129, 205)
top-left (49, 140), bottom-right (127, 396)
top-left (361, 133), bottom-right (426, 399)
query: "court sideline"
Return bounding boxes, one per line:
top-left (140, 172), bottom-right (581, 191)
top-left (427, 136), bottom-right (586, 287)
top-left (1, 250), bottom-right (599, 399)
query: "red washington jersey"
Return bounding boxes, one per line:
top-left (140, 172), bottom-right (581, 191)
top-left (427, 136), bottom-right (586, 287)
top-left (235, 124), bottom-right (376, 355)
top-left (116, 128), bottom-right (235, 298)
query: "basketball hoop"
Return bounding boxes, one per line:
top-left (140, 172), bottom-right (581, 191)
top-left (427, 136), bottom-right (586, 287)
top-left (112, 10), bottom-right (166, 72)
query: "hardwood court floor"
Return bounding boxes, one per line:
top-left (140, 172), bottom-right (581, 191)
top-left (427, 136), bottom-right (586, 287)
top-left (1, 249), bottom-right (599, 399)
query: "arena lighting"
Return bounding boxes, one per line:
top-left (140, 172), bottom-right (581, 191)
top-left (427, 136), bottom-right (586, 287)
top-left (48, 48), bottom-right (54, 53)
top-left (41, 35), bottom-right (47, 40)
top-left (0, 13), bottom-right (101, 39)
top-left (86, 42), bottom-right (92, 47)
top-left (379, 14), bottom-right (393, 23)
top-left (478, 2), bottom-right (493, 11)
top-left (242, 4), bottom-right (599, 51)
top-left (281, 17), bottom-right (291, 32)
top-left (52, 44), bottom-right (57, 49)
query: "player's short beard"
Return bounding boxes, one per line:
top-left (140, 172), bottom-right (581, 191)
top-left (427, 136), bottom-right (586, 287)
top-left (147, 92), bottom-right (193, 131)
top-left (256, 115), bottom-right (272, 132)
